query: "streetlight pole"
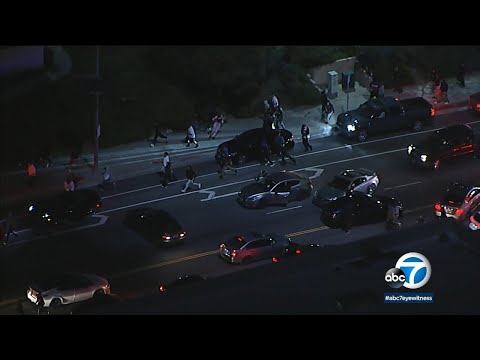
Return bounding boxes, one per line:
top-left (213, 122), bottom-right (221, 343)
top-left (93, 46), bottom-right (101, 172)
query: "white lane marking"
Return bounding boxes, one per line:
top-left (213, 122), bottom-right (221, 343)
top-left (266, 205), bottom-right (303, 215)
top-left (101, 120), bottom-right (480, 200)
top-left (384, 181), bottom-right (422, 191)
top-left (98, 148), bottom-right (407, 214)
top-left (3, 215), bottom-right (109, 247)
top-left (210, 192), bottom-right (239, 200)
top-left (300, 167), bottom-right (325, 179)
top-left (199, 190), bottom-right (215, 201)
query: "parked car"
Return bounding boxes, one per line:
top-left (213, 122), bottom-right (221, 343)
top-left (408, 124), bottom-right (478, 170)
top-left (215, 128), bottom-right (294, 165)
top-left (320, 191), bottom-right (403, 229)
top-left (28, 189), bottom-right (102, 231)
top-left (219, 231), bottom-right (293, 264)
top-left (237, 171), bottom-right (313, 209)
top-left (336, 96), bottom-right (434, 142)
top-left (159, 275), bottom-right (207, 293)
top-left (312, 168), bottom-right (379, 208)
top-left (26, 272), bottom-right (111, 308)
top-left (124, 208), bottom-right (187, 246)
top-left (469, 91), bottom-right (480, 114)
top-left (434, 182), bottom-right (480, 222)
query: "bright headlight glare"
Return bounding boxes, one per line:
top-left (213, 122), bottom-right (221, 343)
top-left (29, 205), bottom-right (34, 212)
top-left (407, 145), bottom-right (414, 154)
top-left (420, 155), bottom-right (427, 162)
top-left (346, 124), bottom-right (356, 132)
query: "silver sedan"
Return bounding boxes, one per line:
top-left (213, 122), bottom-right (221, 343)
top-left (27, 273), bottom-right (111, 308)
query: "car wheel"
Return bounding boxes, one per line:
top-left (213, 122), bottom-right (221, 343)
top-left (93, 289), bottom-right (105, 298)
top-left (413, 121), bottom-right (423, 132)
top-left (50, 298), bottom-right (62, 307)
top-left (433, 160), bottom-right (440, 170)
top-left (367, 184), bottom-right (377, 195)
top-left (357, 130), bottom-right (368, 142)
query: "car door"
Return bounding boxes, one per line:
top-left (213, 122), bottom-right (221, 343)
top-left (243, 238), bottom-right (270, 260)
top-left (287, 180), bottom-right (302, 200)
top-left (56, 275), bottom-right (80, 304)
top-left (72, 275), bottom-right (96, 303)
top-left (251, 237), bottom-right (277, 260)
top-left (271, 181), bottom-right (291, 205)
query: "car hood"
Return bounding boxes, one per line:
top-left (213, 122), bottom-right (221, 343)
top-left (314, 186), bottom-right (346, 201)
top-left (240, 183), bottom-right (267, 197)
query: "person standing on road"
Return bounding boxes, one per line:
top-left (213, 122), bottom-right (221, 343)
top-left (260, 136), bottom-right (275, 166)
top-left (218, 150), bottom-right (237, 178)
top-left (341, 191), bottom-right (354, 234)
top-left (271, 94), bottom-right (279, 110)
top-left (273, 131), bottom-right (296, 165)
top-left (181, 165), bottom-right (201, 193)
top-left (209, 112), bottom-right (224, 140)
top-left (386, 202), bottom-right (402, 231)
top-left (440, 79), bottom-right (449, 104)
top-left (301, 124), bottom-right (313, 151)
top-left (186, 124), bottom-right (199, 148)
top-left (27, 161), bottom-right (36, 187)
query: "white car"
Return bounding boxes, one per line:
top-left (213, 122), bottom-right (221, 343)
top-left (27, 273), bottom-right (111, 308)
top-left (434, 183), bottom-right (480, 222)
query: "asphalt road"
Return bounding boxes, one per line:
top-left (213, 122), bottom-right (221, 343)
top-left (2, 109), bottom-right (480, 314)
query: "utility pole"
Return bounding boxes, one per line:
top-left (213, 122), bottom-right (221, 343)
top-left (93, 45), bottom-right (101, 172)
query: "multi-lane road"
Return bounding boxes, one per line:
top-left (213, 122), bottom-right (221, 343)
top-left (1, 109), bottom-right (480, 314)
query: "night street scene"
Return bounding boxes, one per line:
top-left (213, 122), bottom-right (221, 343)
top-left (2, 45), bottom-right (480, 315)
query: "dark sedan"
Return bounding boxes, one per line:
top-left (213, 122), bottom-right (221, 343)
top-left (237, 171), bottom-right (313, 209)
top-left (320, 191), bottom-right (403, 229)
top-left (124, 208), bottom-right (187, 246)
top-left (159, 275), bottom-right (207, 293)
top-left (407, 124), bottom-right (478, 170)
top-left (215, 128), bottom-right (294, 165)
top-left (28, 189), bottom-right (102, 230)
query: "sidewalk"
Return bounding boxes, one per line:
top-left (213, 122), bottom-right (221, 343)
top-left (2, 72), bottom-right (479, 217)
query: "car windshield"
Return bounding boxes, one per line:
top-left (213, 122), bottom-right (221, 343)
top-left (356, 103), bottom-right (375, 118)
top-left (329, 176), bottom-right (351, 190)
top-left (226, 235), bottom-right (248, 250)
top-left (443, 184), bottom-right (469, 205)
top-left (258, 176), bottom-right (277, 189)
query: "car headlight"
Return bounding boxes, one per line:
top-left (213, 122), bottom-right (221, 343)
top-left (420, 154), bottom-right (427, 162)
top-left (42, 213), bottom-right (50, 219)
top-left (407, 145), bottom-right (414, 155)
top-left (346, 124), bottom-right (356, 132)
top-left (29, 205), bottom-right (34, 212)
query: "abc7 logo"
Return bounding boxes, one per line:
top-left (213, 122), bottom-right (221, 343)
top-left (385, 252), bottom-right (431, 289)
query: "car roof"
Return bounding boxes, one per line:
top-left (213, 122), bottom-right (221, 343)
top-left (268, 171), bottom-right (305, 183)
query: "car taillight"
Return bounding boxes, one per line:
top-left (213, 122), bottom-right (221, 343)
top-left (159, 285), bottom-right (166, 292)
top-left (431, 108), bottom-right (436, 117)
top-left (231, 251), bottom-right (237, 258)
top-left (295, 249), bottom-right (302, 255)
top-left (434, 203), bottom-right (442, 211)
top-left (272, 257), bottom-right (278, 263)
top-left (96, 202), bottom-right (101, 209)
top-left (477, 104), bottom-right (480, 109)
top-left (162, 235), bottom-right (171, 240)
top-left (455, 209), bottom-right (464, 216)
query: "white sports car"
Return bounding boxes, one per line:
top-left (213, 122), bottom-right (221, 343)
top-left (27, 273), bottom-right (111, 308)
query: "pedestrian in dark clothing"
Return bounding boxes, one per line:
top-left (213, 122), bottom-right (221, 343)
top-left (324, 101), bottom-right (335, 124)
top-left (319, 90), bottom-right (328, 121)
top-left (181, 165), bottom-right (201, 193)
top-left (255, 169), bottom-right (269, 182)
top-left (273, 131), bottom-right (296, 165)
top-left (36, 294), bottom-right (45, 315)
top-left (393, 64), bottom-right (403, 93)
top-left (370, 80), bottom-right (380, 99)
top-left (160, 152), bottom-right (176, 187)
top-left (440, 79), bottom-right (449, 103)
top-left (218, 152), bottom-right (237, 178)
top-left (150, 122), bottom-right (168, 147)
top-left (457, 64), bottom-right (466, 88)
top-left (263, 110), bottom-right (275, 133)
top-left (260, 137), bottom-right (275, 166)
top-left (301, 124), bottom-right (313, 151)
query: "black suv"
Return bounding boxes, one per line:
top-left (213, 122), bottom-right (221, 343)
top-left (407, 124), bottom-right (478, 170)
